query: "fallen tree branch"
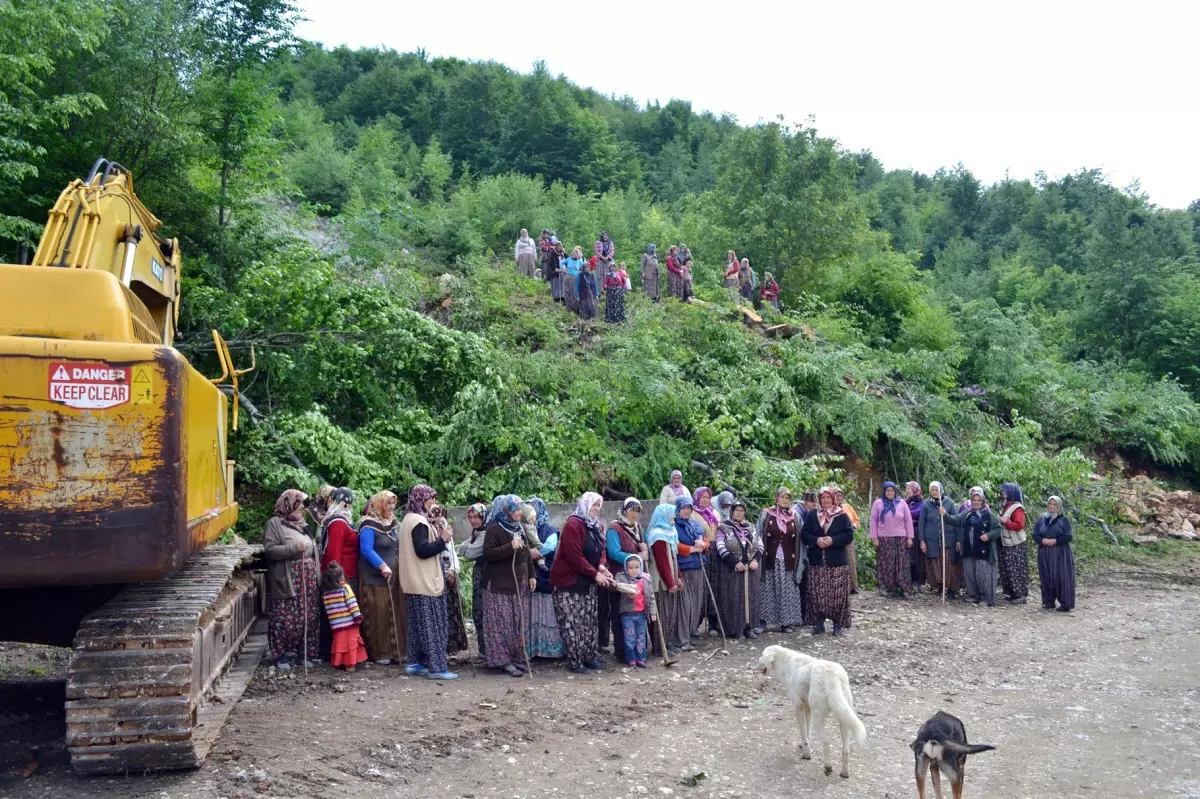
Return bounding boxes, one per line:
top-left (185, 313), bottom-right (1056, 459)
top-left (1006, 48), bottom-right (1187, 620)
top-left (218, 386), bottom-right (321, 481)
top-left (1087, 515), bottom-right (1119, 545)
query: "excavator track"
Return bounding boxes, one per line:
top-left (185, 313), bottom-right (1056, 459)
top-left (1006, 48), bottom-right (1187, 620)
top-left (65, 544), bottom-right (263, 774)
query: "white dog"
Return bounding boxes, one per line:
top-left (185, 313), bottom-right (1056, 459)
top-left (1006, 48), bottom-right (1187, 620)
top-left (758, 644), bottom-right (867, 778)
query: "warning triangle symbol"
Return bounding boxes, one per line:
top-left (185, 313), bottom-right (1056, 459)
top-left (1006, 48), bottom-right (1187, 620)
top-left (52, 366), bottom-right (69, 381)
top-left (134, 368), bottom-right (149, 384)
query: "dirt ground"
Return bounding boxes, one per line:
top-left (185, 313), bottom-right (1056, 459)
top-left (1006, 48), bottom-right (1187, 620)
top-left (2, 578), bottom-right (1198, 799)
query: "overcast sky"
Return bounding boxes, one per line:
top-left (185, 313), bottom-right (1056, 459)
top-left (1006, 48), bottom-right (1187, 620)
top-left (296, 0), bottom-right (1198, 209)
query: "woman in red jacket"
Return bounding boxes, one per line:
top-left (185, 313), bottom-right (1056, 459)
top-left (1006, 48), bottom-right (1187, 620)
top-left (550, 492), bottom-right (614, 674)
top-left (319, 487), bottom-right (359, 587)
top-left (997, 483), bottom-right (1029, 604)
top-left (665, 245), bottom-right (686, 300)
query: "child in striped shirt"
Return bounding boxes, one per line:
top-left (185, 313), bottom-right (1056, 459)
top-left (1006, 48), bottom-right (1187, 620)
top-left (321, 561), bottom-right (367, 672)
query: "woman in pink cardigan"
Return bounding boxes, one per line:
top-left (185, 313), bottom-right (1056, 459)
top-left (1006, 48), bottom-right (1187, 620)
top-left (870, 481), bottom-right (914, 597)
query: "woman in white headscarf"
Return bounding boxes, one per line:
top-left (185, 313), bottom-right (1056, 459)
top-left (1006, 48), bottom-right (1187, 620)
top-left (659, 469), bottom-right (692, 506)
top-left (1034, 496), bottom-right (1075, 612)
top-left (515, 228), bottom-right (538, 277)
top-left (549, 492), bottom-right (614, 674)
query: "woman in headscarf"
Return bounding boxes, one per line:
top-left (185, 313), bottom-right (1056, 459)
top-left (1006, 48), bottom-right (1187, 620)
top-left (959, 486), bottom-right (985, 513)
top-left (1034, 496), bottom-right (1076, 612)
top-left (264, 489), bottom-right (320, 669)
top-left (603, 498), bottom-right (646, 658)
top-left (562, 247), bottom-right (585, 312)
top-left (738, 258), bottom-right (755, 302)
top-left (594, 231), bottom-right (616, 284)
top-left (678, 243), bottom-right (692, 267)
top-left (358, 490), bottom-right (405, 665)
top-left (481, 494), bottom-right (536, 677)
top-left (905, 481), bottom-right (927, 591)
top-left (659, 469), bottom-right (692, 506)
top-left (756, 487), bottom-right (805, 633)
top-left (918, 482), bottom-right (962, 599)
top-left (515, 228), bottom-right (538, 278)
top-left (714, 499), bottom-right (762, 639)
top-left (576, 258), bottom-right (599, 320)
top-left (942, 490), bottom-right (1000, 606)
top-left (665, 245), bottom-right (685, 300)
top-left (832, 487), bottom-right (860, 594)
top-left (681, 258), bottom-right (695, 302)
top-left (308, 485), bottom-right (335, 529)
top-left (801, 487), bottom-right (855, 635)
top-left (714, 490), bottom-right (736, 522)
top-left (997, 483), bottom-right (1030, 605)
top-left (604, 261), bottom-right (629, 323)
top-left (549, 238), bottom-right (567, 302)
top-left (760, 273), bottom-right (781, 309)
top-left (674, 496), bottom-right (709, 649)
top-left (396, 485), bottom-right (457, 680)
top-left (869, 481), bottom-right (914, 597)
top-left (526, 498), bottom-right (565, 658)
top-left (459, 502), bottom-right (490, 662)
top-left (723, 251), bottom-right (740, 289)
top-left (641, 243), bottom-right (660, 301)
top-left (428, 503), bottom-right (469, 662)
top-left (550, 492), bottom-right (614, 673)
top-left (693, 488), bottom-right (723, 636)
top-left (318, 487), bottom-right (356, 659)
top-left (643, 502), bottom-right (687, 654)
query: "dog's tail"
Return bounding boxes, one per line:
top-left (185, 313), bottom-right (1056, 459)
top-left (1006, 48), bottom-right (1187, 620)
top-left (831, 682), bottom-right (867, 746)
top-left (940, 741), bottom-right (997, 756)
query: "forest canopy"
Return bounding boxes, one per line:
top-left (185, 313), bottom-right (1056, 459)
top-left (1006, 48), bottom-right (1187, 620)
top-left (4, 0), bottom-right (1200, 550)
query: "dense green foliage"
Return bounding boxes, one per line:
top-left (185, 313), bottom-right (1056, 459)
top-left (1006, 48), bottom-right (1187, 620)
top-left (4, 0), bottom-right (1200, 567)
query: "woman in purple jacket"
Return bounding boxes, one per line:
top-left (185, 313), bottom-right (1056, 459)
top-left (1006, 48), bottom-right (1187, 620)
top-left (870, 481), bottom-right (915, 597)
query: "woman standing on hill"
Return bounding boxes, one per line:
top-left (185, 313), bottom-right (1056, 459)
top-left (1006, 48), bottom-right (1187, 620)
top-left (918, 482), bottom-right (961, 599)
top-left (594, 231), bottom-right (616, 284)
top-left (264, 489), bottom-right (320, 670)
top-left (562, 247), bottom-right (585, 312)
top-left (870, 481), bottom-right (914, 597)
top-left (724, 251), bottom-right (740, 289)
top-left (396, 485), bottom-right (457, 679)
top-left (515, 228), bottom-right (538, 278)
top-left (714, 499), bottom-right (762, 639)
top-left (550, 492), bottom-right (613, 673)
top-left (577, 258), bottom-right (599, 320)
top-left (640, 244), bottom-right (660, 301)
top-left (357, 490), bottom-right (405, 665)
top-left (801, 487), bottom-right (854, 635)
top-left (738, 258), bottom-right (755, 302)
top-left (604, 262), bottom-right (629, 323)
top-left (760, 273), bottom-right (781, 309)
top-left (757, 488), bottom-right (805, 633)
top-left (1035, 496), bottom-right (1075, 612)
top-left (997, 483), bottom-right (1029, 604)
top-left (665, 246), bottom-right (686, 300)
top-left (482, 494), bottom-right (536, 677)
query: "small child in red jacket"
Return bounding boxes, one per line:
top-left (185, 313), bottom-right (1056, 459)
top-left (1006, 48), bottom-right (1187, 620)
top-left (614, 555), bottom-right (658, 667)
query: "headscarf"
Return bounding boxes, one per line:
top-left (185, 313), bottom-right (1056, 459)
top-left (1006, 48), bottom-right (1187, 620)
top-left (646, 503), bottom-right (678, 547)
top-left (519, 502), bottom-right (538, 541)
top-left (1045, 495), bottom-right (1063, 519)
top-left (488, 494), bottom-right (524, 533)
top-left (714, 490), bottom-right (735, 522)
top-left (674, 496), bottom-right (697, 537)
top-left (361, 490), bottom-right (397, 525)
top-left (467, 502), bottom-right (488, 527)
top-left (818, 486), bottom-right (845, 529)
top-left (405, 484), bottom-right (437, 517)
top-left (528, 497), bottom-right (559, 542)
top-left (619, 497), bottom-right (642, 524)
top-left (693, 487), bottom-right (720, 528)
top-left (765, 487), bottom-right (797, 525)
top-left (309, 485), bottom-right (335, 523)
top-left (928, 481), bottom-right (943, 500)
top-left (1001, 483), bottom-right (1023, 505)
top-left (905, 481), bottom-right (924, 513)
top-left (880, 481), bottom-right (899, 520)
top-left (764, 272), bottom-right (774, 283)
top-left (572, 491), bottom-right (604, 532)
top-left (273, 489), bottom-right (307, 528)
top-left (723, 499), bottom-right (754, 538)
top-left (646, 243), bottom-right (657, 255)
top-left (624, 553), bottom-right (644, 574)
top-left (668, 469), bottom-right (687, 498)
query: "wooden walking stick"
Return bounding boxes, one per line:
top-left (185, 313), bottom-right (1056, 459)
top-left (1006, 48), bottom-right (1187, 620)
top-left (939, 507), bottom-right (947, 607)
top-left (699, 565), bottom-right (728, 658)
top-left (510, 541), bottom-right (534, 678)
top-left (653, 603), bottom-right (678, 667)
top-left (385, 573), bottom-right (402, 667)
top-left (453, 573), bottom-right (477, 678)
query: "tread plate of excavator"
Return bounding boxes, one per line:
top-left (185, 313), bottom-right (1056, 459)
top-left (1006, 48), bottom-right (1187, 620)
top-left (66, 544), bottom-right (261, 774)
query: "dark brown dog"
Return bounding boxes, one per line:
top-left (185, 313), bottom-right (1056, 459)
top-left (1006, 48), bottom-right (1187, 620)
top-left (912, 711), bottom-right (995, 799)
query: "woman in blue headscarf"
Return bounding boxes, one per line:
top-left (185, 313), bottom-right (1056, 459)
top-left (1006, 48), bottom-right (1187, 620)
top-left (674, 496), bottom-right (709, 651)
top-left (525, 498), bottom-right (565, 659)
top-left (481, 494), bottom-right (536, 677)
top-left (646, 503), bottom-right (687, 655)
top-left (996, 483), bottom-right (1029, 604)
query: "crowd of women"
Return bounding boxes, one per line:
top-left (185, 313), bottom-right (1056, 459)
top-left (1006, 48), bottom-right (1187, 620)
top-left (512, 228), bottom-right (783, 326)
top-left (260, 474), bottom-right (1077, 677)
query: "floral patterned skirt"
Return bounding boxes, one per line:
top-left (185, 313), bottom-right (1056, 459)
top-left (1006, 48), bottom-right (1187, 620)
top-left (483, 587), bottom-right (530, 668)
top-left (529, 592), bottom-right (565, 659)
top-left (875, 537), bottom-right (913, 592)
top-left (805, 565), bottom-right (851, 628)
top-left (268, 558), bottom-right (320, 661)
top-left (553, 587), bottom-right (598, 669)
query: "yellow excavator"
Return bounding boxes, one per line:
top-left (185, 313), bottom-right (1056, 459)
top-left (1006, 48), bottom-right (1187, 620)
top-left (0, 159), bottom-right (261, 774)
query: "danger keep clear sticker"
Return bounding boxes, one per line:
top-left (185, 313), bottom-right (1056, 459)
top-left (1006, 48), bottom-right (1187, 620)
top-left (48, 362), bottom-right (131, 410)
